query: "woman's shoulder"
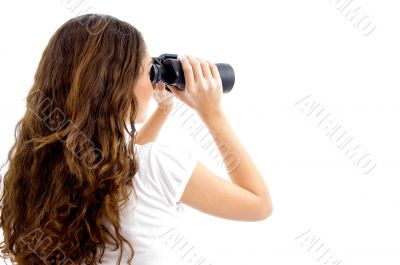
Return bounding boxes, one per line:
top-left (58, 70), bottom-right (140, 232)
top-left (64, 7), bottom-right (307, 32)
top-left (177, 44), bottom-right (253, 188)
top-left (134, 140), bottom-right (199, 208)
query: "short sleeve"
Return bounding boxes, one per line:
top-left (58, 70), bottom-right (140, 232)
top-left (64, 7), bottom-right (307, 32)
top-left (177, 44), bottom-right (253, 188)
top-left (145, 141), bottom-right (199, 208)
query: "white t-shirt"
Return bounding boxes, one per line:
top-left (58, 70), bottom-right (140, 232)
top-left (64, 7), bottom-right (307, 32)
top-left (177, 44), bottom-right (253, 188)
top-left (97, 141), bottom-right (199, 265)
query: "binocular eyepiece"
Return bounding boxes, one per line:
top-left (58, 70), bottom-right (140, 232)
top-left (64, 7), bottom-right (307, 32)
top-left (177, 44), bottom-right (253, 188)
top-left (149, 53), bottom-right (235, 94)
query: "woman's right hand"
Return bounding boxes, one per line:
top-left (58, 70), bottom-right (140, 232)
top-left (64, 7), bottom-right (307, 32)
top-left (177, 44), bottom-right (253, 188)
top-left (167, 55), bottom-right (223, 120)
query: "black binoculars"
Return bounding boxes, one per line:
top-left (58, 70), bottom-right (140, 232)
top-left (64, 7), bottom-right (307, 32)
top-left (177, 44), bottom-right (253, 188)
top-left (149, 53), bottom-right (235, 94)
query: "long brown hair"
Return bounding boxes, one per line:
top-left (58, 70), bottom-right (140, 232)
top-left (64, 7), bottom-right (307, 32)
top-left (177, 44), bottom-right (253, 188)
top-left (0, 13), bottom-right (146, 264)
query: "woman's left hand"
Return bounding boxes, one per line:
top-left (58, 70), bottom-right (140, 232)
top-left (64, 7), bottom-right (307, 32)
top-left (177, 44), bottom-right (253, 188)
top-left (153, 82), bottom-right (175, 111)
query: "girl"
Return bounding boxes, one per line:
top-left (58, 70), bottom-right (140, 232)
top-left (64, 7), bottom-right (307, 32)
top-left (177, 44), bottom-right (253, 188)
top-left (0, 13), bottom-right (272, 265)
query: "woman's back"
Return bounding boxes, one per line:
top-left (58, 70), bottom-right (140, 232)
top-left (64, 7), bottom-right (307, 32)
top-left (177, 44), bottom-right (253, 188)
top-left (98, 141), bottom-right (198, 265)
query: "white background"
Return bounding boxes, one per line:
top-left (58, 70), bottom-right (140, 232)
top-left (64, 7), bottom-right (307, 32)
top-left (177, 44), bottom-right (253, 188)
top-left (1, 0), bottom-right (399, 264)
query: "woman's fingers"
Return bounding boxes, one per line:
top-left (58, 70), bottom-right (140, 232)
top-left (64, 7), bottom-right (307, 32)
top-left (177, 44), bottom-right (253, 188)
top-left (196, 57), bottom-right (212, 80)
top-left (186, 55), bottom-right (204, 83)
top-left (154, 82), bottom-right (165, 90)
top-left (167, 85), bottom-right (187, 103)
top-left (180, 56), bottom-right (194, 91)
top-left (207, 60), bottom-right (221, 84)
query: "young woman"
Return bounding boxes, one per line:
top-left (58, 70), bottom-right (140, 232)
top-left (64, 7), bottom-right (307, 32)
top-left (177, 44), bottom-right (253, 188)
top-left (0, 13), bottom-right (272, 265)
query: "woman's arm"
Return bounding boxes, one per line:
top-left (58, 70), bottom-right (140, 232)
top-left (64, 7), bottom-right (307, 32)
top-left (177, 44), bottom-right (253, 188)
top-left (170, 55), bottom-right (272, 221)
top-left (135, 83), bottom-right (175, 145)
top-left (135, 105), bottom-right (173, 145)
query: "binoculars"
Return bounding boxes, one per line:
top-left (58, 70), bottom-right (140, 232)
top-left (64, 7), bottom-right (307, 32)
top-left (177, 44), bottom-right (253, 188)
top-left (149, 53), bottom-right (235, 94)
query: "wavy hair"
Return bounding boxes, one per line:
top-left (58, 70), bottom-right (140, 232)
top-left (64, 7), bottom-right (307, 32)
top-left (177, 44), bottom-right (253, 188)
top-left (0, 13), bottom-right (147, 264)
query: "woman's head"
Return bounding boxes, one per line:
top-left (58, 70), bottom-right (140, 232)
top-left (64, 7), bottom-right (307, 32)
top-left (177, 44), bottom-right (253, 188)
top-left (0, 13), bottom-right (148, 264)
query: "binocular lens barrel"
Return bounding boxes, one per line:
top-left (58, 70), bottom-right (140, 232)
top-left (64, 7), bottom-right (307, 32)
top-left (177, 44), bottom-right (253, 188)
top-left (150, 54), bottom-right (235, 94)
